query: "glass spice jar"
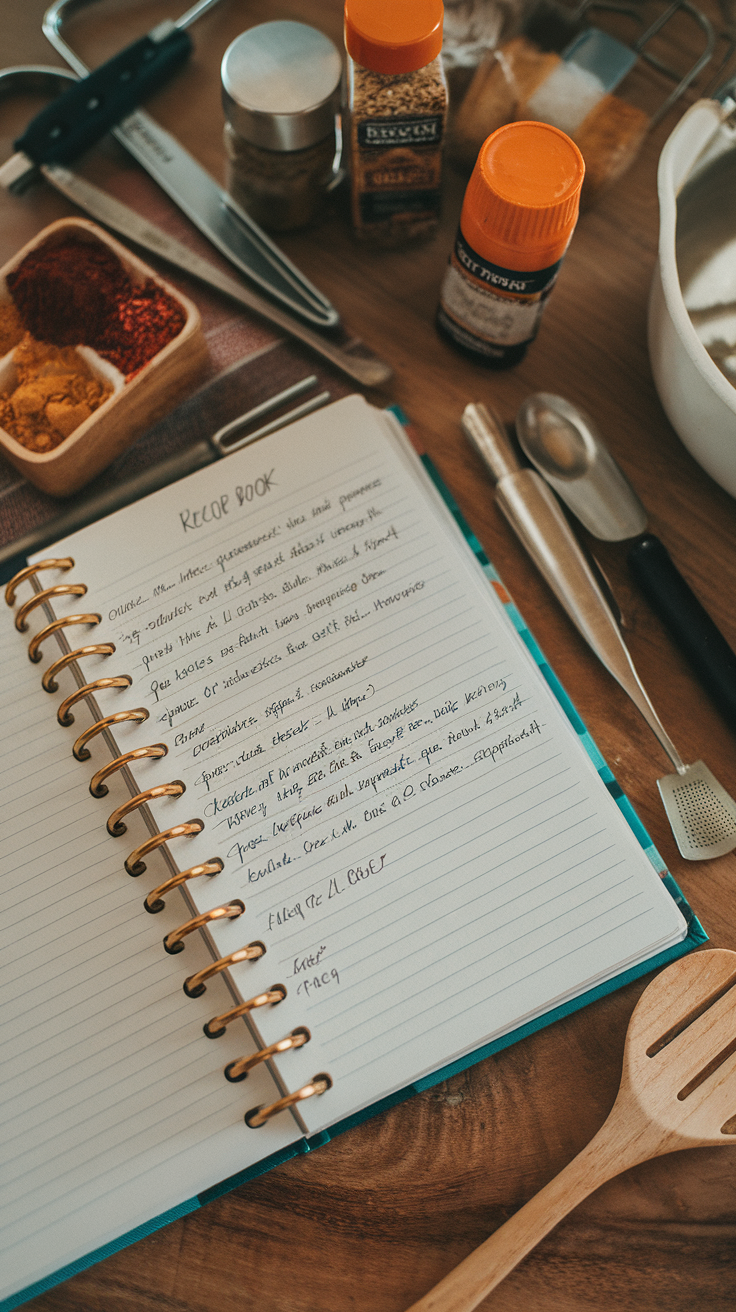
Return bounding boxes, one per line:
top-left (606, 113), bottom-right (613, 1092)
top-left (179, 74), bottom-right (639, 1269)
top-left (344, 0), bottom-right (448, 247)
top-left (221, 21), bottom-right (342, 233)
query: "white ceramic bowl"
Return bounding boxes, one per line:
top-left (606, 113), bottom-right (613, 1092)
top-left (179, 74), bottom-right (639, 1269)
top-left (648, 100), bottom-right (736, 498)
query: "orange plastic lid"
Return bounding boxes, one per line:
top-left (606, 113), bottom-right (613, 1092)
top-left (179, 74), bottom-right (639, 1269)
top-left (344, 0), bottom-right (444, 75)
top-left (461, 122), bottom-right (585, 266)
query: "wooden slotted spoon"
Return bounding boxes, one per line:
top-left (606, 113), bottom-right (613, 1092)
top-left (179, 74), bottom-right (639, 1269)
top-left (406, 949), bottom-right (736, 1312)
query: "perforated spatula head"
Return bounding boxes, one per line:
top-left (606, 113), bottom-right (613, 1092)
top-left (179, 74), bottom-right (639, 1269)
top-left (657, 760), bottom-right (736, 861)
top-left (618, 948), bottom-right (736, 1151)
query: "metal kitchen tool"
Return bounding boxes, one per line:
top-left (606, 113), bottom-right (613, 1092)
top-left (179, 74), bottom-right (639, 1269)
top-left (525, 0), bottom-right (717, 128)
top-left (0, 0), bottom-right (224, 193)
top-left (43, 163), bottom-right (390, 386)
top-left (515, 393), bottom-right (736, 734)
top-left (0, 67), bottom-right (390, 389)
top-left (41, 0), bottom-right (340, 329)
top-left (406, 948), bottom-right (736, 1312)
top-left (515, 392), bottom-right (648, 539)
top-left (462, 401), bottom-right (736, 860)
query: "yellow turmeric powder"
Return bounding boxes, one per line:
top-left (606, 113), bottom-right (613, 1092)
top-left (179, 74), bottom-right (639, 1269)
top-left (0, 334), bottom-right (113, 453)
top-left (0, 301), bottom-right (24, 357)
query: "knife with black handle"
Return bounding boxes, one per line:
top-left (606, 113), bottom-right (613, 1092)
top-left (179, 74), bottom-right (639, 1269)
top-left (8, 23), bottom-right (191, 187)
top-left (0, 14), bottom-right (202, 194)
top-left (4, 0), bottom-right (341, 328)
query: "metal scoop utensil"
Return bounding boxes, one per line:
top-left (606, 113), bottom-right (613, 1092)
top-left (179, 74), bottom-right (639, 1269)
top-left (462, 402), bottom-right (736, 860)
top-left (406, 947), bottom-right (736, 1312)
top-left (515, 393), bottom-right (736, 734)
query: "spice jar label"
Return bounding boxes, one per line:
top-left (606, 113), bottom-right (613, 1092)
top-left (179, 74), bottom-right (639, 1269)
top-left (360, 188), bottom-right (442, 224)
top-left (358, 114), bottom-right (444, 149)
top-left (352, 129), bottom-right (444, 231)
top-left (439, 232), bottom-right (562, 358)
top-left (453, 232), bottom-right (562, 296)
top-left (439, 267), bottom-right (543, 350)
top-left (347, 53), bottom-right (448, 245)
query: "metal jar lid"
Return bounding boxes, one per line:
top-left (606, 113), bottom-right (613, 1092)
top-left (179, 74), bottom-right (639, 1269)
top-left (221, 21), bottom-right (342, 153)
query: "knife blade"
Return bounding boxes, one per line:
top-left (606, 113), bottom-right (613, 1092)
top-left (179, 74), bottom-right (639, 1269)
top-left (42, 0), bottom-right (340, 328)
top-left (40, 160), bottom-right (391, 388)
top-left (0, 66), bottom-right (390, 385)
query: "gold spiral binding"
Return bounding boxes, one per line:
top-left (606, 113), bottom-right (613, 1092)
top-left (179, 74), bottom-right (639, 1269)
top-left (125, 820), bottom-right (204, 877)
top-left (43, 644), bottom-right (116, 693)
top-left (107, 781), bottom-right (186, 836)
top-left (163, 900), bottom-right (245, 954)
top-left (15, 584), bottom-right (88, 632)
top-left (4, 558), bottom-right (75, 606)
top-left (6, 559), bottom-right (329, 1122)
top-left (58, 676), bottom-right (133, 727)
top-left (28, 615), bottom-right (101, 663)
top-left (90, 744), bottom-right (168, 798)
top-left (204, 985), bottom-right (286, 1038)
top-left (225, 1027), bottom-right (310, 1082)
top-left (245, 1074), bottom-right (332, 1127)
top-left (73, 708), bottom-right (149, 761)
top-left (144, 859), bottom-right (223, 913)
top-left (183, 942), bottom-right (266, 997)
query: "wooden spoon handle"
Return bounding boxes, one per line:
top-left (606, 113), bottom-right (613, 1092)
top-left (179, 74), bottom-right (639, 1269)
top-left (405, 1125), bottom-right (647, 1312)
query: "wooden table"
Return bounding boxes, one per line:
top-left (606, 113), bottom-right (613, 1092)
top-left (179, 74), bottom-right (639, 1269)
top-left (2, 1), bottom-right (736, 1308)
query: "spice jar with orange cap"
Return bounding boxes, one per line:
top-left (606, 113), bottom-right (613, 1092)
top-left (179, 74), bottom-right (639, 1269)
top-left (344, 0), bottom-right (448, 246)
top-left (437, 120), bottom-right (585, 366)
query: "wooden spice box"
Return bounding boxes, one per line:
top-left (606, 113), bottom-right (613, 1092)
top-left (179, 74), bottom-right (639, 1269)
top-left (0, 217), bottom-right (208, 497)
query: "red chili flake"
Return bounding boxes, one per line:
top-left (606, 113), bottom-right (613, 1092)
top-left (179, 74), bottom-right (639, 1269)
top-left (97, 279), bottom-right (186, 377)
top-left (7, 233), bottom-right (186, 378)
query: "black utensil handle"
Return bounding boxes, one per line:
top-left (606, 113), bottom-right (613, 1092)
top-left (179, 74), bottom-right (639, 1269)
top-left (628, 533), bottom-right (736, 733)
top-left (14, 26), bottom-right (192, 167)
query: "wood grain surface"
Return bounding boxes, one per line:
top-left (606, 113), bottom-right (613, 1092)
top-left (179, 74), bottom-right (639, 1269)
top-left (1, 1), bottom-right (735, 1309)
top-left (406, 949), bottom-right (736, 1312)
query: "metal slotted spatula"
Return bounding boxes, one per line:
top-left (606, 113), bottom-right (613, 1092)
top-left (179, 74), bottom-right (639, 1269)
top-left (463, 402), bottom-right (736, 861)
top-left (406, 948), bottom-right (736, 1312)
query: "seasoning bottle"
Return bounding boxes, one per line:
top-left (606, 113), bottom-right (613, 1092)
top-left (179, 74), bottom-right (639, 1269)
top-left (222, 22), bottom-right (342, 233)
top-left (437, 121), bottom-right (585, 366)
top-left (344, 0), bottom-right (448, 246)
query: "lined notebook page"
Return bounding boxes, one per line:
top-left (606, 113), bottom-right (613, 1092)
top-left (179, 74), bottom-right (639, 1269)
top-left (0, 618), bottom-right (301, 1306)
top-left (42, 396), bottom-right (686, 1136)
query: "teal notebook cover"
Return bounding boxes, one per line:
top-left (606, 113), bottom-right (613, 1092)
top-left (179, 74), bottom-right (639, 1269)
top-left (3, 438), bottom-right (706, 1312)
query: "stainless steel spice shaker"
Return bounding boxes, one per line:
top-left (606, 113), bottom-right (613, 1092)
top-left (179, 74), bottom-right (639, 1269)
top-left (221, 22), bottom-right (343, 233)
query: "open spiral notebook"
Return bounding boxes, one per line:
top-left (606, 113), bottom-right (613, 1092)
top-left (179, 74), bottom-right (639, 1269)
top-left (0, 395), bottom-right (705, 1309)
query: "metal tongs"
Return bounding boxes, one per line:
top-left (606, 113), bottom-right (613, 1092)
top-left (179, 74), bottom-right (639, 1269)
top-left (41, 0), bottom-right (339, 329)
